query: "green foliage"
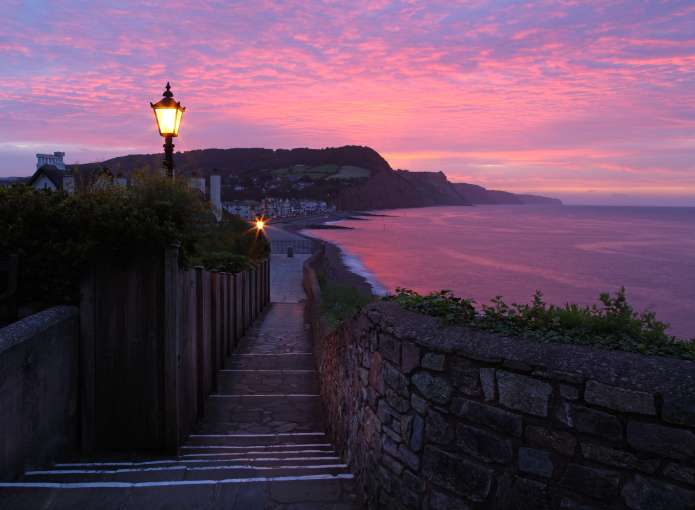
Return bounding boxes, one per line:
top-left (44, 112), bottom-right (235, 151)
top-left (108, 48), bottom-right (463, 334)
top-left (319, 276), bottom-right (374, 329)
top-left (387, 288), bottom-right (476, 324)
top-left (387, 287), bottom-right (695, 361)
top-left (0, 173), bottom-right (269, 309)
top-left (191, 252), bottom-right (253, 273)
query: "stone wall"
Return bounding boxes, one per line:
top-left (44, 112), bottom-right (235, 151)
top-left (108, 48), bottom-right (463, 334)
top-left (309, 297), bottom-right (695, 510)
top-left (0, 306), bottom-right (80, 480)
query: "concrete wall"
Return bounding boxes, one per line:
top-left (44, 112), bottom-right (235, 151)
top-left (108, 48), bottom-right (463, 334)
top-left (305, 263), bottom-right (695, 509)
top-left (0, 306), bottom-right (79, 481)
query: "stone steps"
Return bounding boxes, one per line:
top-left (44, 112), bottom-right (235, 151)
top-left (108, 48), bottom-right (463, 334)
top-left (3, 302), bottom-right (358, 508)
top-left (0, 475), bottom-right (357, 509)
top-left (225, 353), bottom-right (315, 370)
top-left (216, 369), bottom-right (319, 394)
top-left (34, 451), bottom-right (340, 470)
top-left (22, 463), bottom-right (350, 484)
top-left (201, 395), bottom-right (324, 426)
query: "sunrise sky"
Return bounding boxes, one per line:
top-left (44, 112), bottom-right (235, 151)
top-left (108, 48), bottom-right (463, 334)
top-left (1, 1), bottom-right (694, 205)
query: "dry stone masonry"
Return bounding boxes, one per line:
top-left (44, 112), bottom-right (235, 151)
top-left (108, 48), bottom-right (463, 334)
top-left (309, 300), bottom-right (695, 510)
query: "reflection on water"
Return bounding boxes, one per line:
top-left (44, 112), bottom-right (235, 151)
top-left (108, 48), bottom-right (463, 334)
top-left (304, 205), bottom-right (695, 338)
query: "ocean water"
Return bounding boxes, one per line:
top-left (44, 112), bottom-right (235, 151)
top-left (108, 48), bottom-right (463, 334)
top-left (303, 205), bottom-right (695, 338)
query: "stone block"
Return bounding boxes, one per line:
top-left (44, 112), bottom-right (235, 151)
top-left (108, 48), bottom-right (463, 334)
top-left (429, 490), bottom-right (472, 510)
top-left (400, 415), bottom-right (413, 442)
top-left (382, 453), bottom-right (404, 476)
top-left (480, 368), bottom-right (496, 401)
top-left (560, 464), bottom-right (620, 500)
top-left (627, 421), bottom-right (695, 459)
top-left (422, 446), bottom-right (493, 502)
top-left (411, 393), bottom-right (427, 414)
top-left (511, 476), bottom-right (549, 510)
top-left (383, 362), bottom-right (409, 396)
top-left (368, 352), bottom-right (384, 393)
top-left (525, 425), bottom-right (577, 457)
top-left (622, 475), bottom-right (695, 510)
top-left (379, 333), bottom-right (401, 364)
top-left (422, 353), bottom-right (446, 371)
top-left (410, 414), bottom-right (425, 452)
top-left (580, 442), bottom-right (659, 473)
top-left (426, 408), bottom-right (454, 445)
top-left (559, 498), bottom-right (603, 510)
top-left (397, 444), bottom-right (420, 471)
top-left (456, 424), bottom-right (513, 463)
top-left (377, 399), bottom-right (400, 428)
top-left (560, 384), bottom-right (580, 401)
top-left (358, 367), bottom-right (369, 387)
top-left (518, 447), bottom-right (554, 477)
top-left (571, 405), bottom-right (623, 441)
top-left (663, 463), bottom-right (695, 487)
top-left (532, 368), bottom-right (584, 384)
top-left (383, 424), bottom-right (401, 443)
top-left (497, 371), bottom-right (552, 417)
top-left (412, 371), bottom-right (452, 404)
top-left (401, 341), bottom-right (420, 373)
top-left (585, 380), bottom-right (656, 416)
top-left (450, 358), bottom-right (482, 396)
top-left (398, 485), bottom-right (421, 508)
top-left (451, 398), bottom-right (523, 437)
top-left (383, 436), bottom-right (400, 458)
top-left (385, 388), bottom-right (410, 413)
top-left (662, 395), bottom-right (695, 428)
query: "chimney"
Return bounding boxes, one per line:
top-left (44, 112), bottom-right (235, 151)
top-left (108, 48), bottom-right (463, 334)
top-left (210, 175), bottom-right (222, 221)
top-left (36, 151), bottom-right (66, 170)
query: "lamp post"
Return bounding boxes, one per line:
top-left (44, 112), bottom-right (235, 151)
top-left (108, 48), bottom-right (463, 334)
top-left (150, 82), bottom-right (185, 178)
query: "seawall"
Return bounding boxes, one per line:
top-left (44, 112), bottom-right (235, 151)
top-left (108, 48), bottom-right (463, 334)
top-left (0, 306), bottom-right (80, 481)
top-left (304, 258), bottom-right (695, 509)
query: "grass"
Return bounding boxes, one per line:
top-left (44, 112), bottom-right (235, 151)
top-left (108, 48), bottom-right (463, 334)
top-left (327, 165), bottom-right (371, 179)
top-left (386, 288), bottom-right (695, 361)
top-left (319, 275), bottom-right (374, 329)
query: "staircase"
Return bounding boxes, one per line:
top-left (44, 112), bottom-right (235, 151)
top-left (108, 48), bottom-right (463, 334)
top-left (0, 303), bottom-right (358, 509)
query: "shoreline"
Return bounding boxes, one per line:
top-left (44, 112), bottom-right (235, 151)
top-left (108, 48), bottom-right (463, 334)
top-left (273, 211), bottom-right (384, 297)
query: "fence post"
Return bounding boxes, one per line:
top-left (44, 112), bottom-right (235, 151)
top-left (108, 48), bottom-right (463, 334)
top-left (226, 273), bottom-right (233, 356)
top-left (163, 243), bottom-right (180, 454)
top-left (79, 267), bottom-right (97, 454)
top-left (230, 272), bottom-right (237, 349)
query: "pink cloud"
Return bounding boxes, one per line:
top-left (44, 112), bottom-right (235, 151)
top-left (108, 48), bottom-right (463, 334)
top-left (0, 0), bottom-right (693, 203)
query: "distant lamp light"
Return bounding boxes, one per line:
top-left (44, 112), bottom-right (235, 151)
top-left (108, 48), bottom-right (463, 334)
top-left (255, 218), bottom-right (266, 231)
top-left (150, 82), bottom-right (185, 177)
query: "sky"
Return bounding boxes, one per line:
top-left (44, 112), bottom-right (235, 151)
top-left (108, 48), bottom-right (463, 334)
top-left (1, 0), bottom-right (694, 205)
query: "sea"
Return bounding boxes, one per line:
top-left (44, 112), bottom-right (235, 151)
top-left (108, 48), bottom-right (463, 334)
top-left (303, 205), bottom-right (695, 339)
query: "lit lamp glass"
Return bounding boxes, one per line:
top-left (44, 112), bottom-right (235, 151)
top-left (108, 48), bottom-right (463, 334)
top-left (151, 82), bottom-right (185, 177)
top-left (151, 83), bottom-right (185, 136)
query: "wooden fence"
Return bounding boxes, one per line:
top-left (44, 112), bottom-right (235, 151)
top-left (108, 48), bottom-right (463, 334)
top-left (80, 246), bottom-right (270, 453)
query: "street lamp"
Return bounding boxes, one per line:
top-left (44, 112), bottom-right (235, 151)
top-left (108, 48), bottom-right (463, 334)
top-left (150, 82), bottom-right (185, 178)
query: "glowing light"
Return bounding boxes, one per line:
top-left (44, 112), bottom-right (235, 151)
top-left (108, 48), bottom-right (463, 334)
top-left (255, 218), bottom-right (266, 231)
top-left (150, 82), bottom-right (185, 137)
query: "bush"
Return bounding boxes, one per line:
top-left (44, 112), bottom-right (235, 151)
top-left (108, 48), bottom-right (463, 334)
top-left (320, 276), bottom-right (374, 328)
top-left (0, 174), bottom-right (268, 309)
top-left (386, 287), bottom-right (695, 360)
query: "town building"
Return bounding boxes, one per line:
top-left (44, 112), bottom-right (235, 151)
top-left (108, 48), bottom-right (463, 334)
top-left (35, 152), bottom-right (66, 171)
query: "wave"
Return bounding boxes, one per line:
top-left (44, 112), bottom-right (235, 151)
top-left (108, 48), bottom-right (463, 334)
top-left (338, 247), bottom-right (389, 296)
top-left (300, 229), bottom-right (389, 296)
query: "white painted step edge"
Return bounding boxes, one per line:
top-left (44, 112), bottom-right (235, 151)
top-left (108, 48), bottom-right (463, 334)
top-left (0, 473), bottom-right (354, 489)
top-left (26, 463), bottom-right (348, 475)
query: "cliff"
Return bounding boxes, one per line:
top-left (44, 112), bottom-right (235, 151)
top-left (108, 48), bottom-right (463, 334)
top-left (78, 145), bottom-right (561, 209)
top-left (335, 169), bottom-right (470, 210)
top-left (453, 183), bottom-right (562, 205)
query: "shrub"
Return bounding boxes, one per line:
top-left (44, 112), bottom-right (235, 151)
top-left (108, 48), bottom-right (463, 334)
top-left (320, 276), bottom-right (374, 328)
top-left (0, 174), bottom-right (268, 309)
top-left (386, 287), bottom-right (695, 360)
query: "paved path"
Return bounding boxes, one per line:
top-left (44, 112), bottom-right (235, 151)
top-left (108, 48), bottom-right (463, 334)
top-left (1, 253), bottom-right (357, 509)
top-left (271, 254), bottom-right (310, 303)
